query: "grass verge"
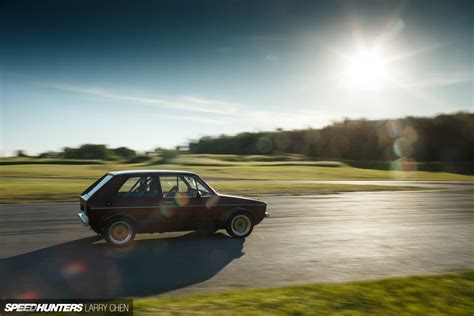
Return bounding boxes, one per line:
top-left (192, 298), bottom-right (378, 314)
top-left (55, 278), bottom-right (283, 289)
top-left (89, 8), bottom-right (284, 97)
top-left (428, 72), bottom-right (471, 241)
top-left (0, 178), bottom-right (425, 204)
top-left (1, 162), bottom-right (473, 181)
top-left (134, 270), bottom-right (474, 315)
top-left (209, 182), bottom-right (425, 196)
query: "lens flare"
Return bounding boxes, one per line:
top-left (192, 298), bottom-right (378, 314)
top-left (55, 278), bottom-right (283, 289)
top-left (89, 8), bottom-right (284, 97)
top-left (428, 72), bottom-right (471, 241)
top-left (391, 157), bottom-right (417, 173)
top-left (174, 192), bottom-right (189, 206)
top-left (393, 137), bottom-right (413, 158)
top-left (61, 261), bottom-right (86, 278)
top-left (18, 291), bottom-right (39, 299)
top-left (205, 195), bottom-right (220, 209)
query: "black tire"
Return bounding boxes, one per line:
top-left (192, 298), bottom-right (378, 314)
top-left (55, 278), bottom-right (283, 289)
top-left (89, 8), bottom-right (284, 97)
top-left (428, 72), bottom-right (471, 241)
top-left (104, 218), bottom-right (136, 247)
top-left (226, 212), bottom-right (253, 239)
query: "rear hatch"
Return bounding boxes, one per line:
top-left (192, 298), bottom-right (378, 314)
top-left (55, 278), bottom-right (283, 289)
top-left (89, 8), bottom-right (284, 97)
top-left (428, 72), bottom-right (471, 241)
top-left (80, 174), bottom-right (114, 211)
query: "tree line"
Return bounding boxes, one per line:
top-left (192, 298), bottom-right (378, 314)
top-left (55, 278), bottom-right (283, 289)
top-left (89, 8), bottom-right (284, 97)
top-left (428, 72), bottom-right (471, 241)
top-left (19, 112), bottom-right (474, 165)
top-left (34, 145), bottom-right (176, 162)
top-left (37, 145), bottom-right (137, 161)
top-left (188, 112), bottom-right (474, 163)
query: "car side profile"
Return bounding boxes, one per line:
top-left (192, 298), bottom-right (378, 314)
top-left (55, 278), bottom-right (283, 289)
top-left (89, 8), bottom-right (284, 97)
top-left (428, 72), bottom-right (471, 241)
top-left (77, 170), bottom-right (268, 246)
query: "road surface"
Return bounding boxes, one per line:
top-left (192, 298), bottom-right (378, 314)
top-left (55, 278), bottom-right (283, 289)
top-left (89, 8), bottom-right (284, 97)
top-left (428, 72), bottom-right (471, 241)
top-left (0, 183), bottom-right (473, 298)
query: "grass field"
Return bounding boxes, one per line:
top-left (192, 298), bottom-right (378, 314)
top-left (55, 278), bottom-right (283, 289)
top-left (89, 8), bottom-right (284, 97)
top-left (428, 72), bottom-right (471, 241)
top-left (134, 270), bottom-right (474, 315)
top-left (1, 156), bottom-right (472, 203)
top-left (0, 177), bottom-right (424, 204)
top-left (1, 157), bottom-right (473, 181)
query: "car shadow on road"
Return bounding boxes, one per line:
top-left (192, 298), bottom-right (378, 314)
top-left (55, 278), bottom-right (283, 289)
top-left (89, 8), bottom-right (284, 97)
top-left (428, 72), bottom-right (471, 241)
top-left (0, 232), bottom-right (244, 299)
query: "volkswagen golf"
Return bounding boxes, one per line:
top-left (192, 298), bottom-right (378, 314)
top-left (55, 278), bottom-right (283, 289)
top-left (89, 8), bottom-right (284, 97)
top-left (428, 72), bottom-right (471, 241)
top-left (77, 170), bottom-right (268, 247)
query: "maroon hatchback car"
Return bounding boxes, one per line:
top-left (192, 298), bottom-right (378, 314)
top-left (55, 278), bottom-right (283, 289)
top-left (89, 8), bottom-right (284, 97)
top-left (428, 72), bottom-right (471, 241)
top-left (77, 170), bottom-right (268, 246)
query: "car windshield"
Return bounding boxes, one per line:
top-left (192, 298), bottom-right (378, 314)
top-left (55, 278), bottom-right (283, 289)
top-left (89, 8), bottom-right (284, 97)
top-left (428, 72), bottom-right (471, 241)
top-left (194, 177), bottom-right (215, 196)
top-left (182, 175), bottom-right (214, 197)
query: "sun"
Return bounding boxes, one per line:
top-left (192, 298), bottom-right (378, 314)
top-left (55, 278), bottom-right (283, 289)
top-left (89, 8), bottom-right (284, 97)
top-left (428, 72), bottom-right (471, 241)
top-left (342, 46), bottom-right (390, 91)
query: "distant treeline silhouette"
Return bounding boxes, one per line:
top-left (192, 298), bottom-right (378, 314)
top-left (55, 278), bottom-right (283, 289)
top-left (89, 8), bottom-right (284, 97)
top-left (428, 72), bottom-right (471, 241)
top-left (36, 145), bottom-right (137, 161)
top-left (189, 112), bottom-right (474, 163)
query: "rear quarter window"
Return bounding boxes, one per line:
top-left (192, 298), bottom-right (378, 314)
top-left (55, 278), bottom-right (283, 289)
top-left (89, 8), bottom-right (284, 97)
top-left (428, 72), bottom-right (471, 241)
top-left (117, 176), bottom-right (158, 198)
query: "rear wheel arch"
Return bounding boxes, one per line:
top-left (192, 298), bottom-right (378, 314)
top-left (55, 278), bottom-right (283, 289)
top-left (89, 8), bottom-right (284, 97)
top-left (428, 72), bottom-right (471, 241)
top-left (100, 212), bottom-right (136, 229)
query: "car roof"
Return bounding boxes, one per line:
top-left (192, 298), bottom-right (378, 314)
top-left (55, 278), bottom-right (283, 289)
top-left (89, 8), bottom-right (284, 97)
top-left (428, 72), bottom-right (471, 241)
top-left (108, 170), bottom-right (198, 176)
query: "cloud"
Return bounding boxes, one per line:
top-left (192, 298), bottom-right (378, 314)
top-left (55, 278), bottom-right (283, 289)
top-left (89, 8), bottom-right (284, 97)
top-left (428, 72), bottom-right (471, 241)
top-left (49, 83), bottom-right (242, 115)
top-left (264, 55), bottom-right (279, 61)
top-left (397, 74), bottom-right (473, 88)
top-left (47, 82), bottom-right (340, 130)
top-left (264, 55), bottom-right (280, 65)
top-left (139, 112), bottom-right (226, 125)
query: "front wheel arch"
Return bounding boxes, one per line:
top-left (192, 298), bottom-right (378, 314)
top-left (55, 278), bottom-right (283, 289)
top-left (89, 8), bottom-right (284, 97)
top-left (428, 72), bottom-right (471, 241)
top-left (222, 207), bottom-right (254, 224)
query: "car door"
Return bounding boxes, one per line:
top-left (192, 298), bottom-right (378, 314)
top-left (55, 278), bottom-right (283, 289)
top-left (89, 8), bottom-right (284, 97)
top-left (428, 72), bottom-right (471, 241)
top-left (183, 175), bottom-right (218, 226)
top-left (113, 175), bottom-right (162, 232)
top-left (158, 175), bottom-right (210, 231)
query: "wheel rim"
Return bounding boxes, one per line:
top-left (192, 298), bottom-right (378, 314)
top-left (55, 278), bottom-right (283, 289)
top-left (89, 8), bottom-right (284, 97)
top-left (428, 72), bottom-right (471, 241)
top-left (231, 215), bottom-right (251, 236)
top-left (109, 221), bottom-right (133, 245)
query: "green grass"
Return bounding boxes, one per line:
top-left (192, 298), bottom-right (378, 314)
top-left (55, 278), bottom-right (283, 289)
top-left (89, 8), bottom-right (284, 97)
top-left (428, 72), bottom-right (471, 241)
top-left (1, 161), bottom-right (473, 181)
top-left (0, 157), bottom-right (106, 165)
top-left (0, 155), bottom-right (474, 203)
top-left (1, 155), bottom-right (472, 203)
top-left (0, 178), bottom-right (89, 203)
top-left (210, 182), bottom-right (424, 196)
top-left (134, 270), bottom-right (474, 315)
top-left (0, 178), bottom-right (424, 204)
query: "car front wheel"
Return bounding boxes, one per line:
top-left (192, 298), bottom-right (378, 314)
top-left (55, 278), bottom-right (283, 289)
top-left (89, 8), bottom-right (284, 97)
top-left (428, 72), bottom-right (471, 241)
top-left (226, 212), bottom-right (253, 238)
top-left (104, 218), bottom-right (136, 247)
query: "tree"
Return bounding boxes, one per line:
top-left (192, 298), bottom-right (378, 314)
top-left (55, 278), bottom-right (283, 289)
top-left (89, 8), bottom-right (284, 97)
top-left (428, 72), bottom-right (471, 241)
top-left (15, 150), bottom-right (28, 157)
top-left (155, 147), bottom-right (179, 163)
top-left (187, 112), bottom-right (474, 163)
top-left (112, 147), bottom-right (136, 159)
top-left (63, 144), bottom-right (111, 160)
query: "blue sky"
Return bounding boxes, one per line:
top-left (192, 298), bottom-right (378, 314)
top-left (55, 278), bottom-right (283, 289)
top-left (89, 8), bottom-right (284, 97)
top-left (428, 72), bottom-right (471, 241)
top-left (1, 0), bottom-right (472, 156)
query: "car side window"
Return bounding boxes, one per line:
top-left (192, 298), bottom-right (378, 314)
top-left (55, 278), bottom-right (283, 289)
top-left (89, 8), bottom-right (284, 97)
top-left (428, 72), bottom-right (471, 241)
top-left (117, 176), bottom-right (158, 198)
top-left (178, 176), bottom-right (198, 197)
top-left (159, 175), bottom-right (201, 198)
top-left (159, 176), bottom-right (178, 198)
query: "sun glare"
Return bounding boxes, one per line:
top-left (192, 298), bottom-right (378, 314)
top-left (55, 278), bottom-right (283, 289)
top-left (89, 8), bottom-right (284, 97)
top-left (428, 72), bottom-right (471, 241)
top-left (343, 46), bottom-right (390, 91)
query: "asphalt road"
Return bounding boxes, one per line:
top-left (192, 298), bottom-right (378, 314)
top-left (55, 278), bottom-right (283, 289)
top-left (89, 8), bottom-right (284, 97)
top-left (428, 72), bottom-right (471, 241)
top-left (1, 182), bottom-right (473, 299)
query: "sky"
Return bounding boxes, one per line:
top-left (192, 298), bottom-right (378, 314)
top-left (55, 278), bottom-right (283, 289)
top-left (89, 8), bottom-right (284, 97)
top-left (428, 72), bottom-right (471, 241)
top-left (0, 0), bottom-right (472, 156)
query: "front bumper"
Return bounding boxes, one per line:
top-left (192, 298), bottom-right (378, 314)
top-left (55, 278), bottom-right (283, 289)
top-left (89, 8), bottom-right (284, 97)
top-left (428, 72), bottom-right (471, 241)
top-left (77, 212), bottom-right (89, 226)
top-left (265, 211), bottom-right (270, 217)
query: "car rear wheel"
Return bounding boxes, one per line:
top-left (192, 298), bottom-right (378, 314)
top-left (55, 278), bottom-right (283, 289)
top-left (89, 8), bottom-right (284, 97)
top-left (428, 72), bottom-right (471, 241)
top-left (226, 212), bottom-right (253, 238)
top-left (104, 218), bottom-right (136, 247)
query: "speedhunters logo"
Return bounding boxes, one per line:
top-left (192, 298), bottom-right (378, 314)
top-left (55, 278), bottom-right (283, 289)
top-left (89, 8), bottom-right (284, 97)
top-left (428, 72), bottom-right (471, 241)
top-left (4, 304), bottom-right (83, 312)
top-left (0, 300), bottom-right (132, 315)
